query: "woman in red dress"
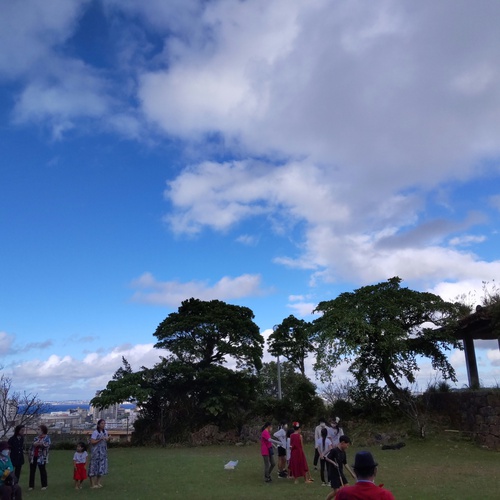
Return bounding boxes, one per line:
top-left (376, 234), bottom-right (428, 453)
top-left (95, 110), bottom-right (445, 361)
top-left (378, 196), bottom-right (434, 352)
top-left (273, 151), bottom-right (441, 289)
top-left (288, 422), bottom-right (314, 484)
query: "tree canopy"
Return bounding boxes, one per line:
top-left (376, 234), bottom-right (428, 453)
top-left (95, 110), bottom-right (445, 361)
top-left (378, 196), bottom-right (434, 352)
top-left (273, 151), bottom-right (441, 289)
top-left (154, 298), bottom-right (264, 371)
top-left (313, 277), bottom-right (466, 399)
top-left (267, 315), bottom-right (314, 376)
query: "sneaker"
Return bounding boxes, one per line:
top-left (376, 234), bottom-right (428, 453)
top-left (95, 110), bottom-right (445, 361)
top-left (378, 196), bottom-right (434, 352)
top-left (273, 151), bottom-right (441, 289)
top-left (322, 482), bottom-right (327, 486)
top-left (41, 487), bottom-right (47, 490)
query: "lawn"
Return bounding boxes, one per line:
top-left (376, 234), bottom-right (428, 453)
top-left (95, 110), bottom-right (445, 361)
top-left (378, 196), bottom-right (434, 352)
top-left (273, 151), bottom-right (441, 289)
top-left (18, 434), bottom-right (499, 499)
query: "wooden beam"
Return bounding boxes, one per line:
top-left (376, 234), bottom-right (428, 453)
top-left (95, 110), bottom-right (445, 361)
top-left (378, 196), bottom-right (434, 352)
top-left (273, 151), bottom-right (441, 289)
top-left (463, 335), bottom-right (479, 389)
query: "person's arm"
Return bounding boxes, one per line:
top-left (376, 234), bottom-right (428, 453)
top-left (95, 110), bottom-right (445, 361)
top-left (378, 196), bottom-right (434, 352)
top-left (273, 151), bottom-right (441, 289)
top-left (90, 431), bottom-right (101, 445)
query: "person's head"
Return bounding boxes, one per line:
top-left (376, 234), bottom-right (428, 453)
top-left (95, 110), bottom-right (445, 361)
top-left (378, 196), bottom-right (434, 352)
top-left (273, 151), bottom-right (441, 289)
top-left (38, 424), bottom-right (48, 435)
top-left (14, 424), bottom-right (25, 436)
top-left (321, 427), bottom-right (328, 439)
top-left (76, 441), bottom-right (87, 452)
top-left (339, 435), bottom-right (351, 450)
top-left (352, 451), bottom-right (378, 480)
top-left (319, 417), bottom-right (326, 428)
top-left (261, 421), bottom-right (272, 432)
top-left (331, 416), bottom-right (341, 428)
top-left (292, 421), bottom-right (301, 432)
top-left (280, 420), bottom-right (288, 430)
top-left (97, 419), bottom-right (106, 431)
top-left (0, 441), bottom-right (10, 457)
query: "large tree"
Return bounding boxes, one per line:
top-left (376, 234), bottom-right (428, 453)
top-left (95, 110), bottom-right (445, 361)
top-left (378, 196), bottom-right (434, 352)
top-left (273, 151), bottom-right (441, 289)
top-left (267, 315), bottom-right (314, 376)
top-left (313, 277), bottom-right (466, 399)
top-left (154, 298), bottom-right (264, 371)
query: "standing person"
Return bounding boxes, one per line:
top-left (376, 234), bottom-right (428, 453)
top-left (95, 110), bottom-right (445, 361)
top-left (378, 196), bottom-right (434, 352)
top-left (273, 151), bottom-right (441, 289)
top-left (28, 424), bottom-right (50, 491)
top-left (313, 418), bottom-right (327, 470)
top-left (88, 419), bottom-right (109, 489)
top-left (273, 421), bottom-right (288, 478)
top-left (288, 422), bottom-right (314, 484)
top-left (335, 451), bottom-right (395, 500)
top-left (325, 435), bottom-right (355, 499)
top-left (316, 427), bottom-right (333, 486)
top-left (260, 422), bottom-right (278, 483)
top-left (327, 417), bottom-right (344, 447)
top-left (73, 442), bottom-right (88, 490)
top-left (7, 425), bottom-right (25, 481)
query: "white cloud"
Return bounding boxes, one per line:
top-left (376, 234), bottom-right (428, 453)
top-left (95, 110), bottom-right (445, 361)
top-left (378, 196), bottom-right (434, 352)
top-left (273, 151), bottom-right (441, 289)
top-left (0, 332), bottom-right (14, 355)
top-left (7, 343), bottom-right (167, 401)
top-left (130, 271), bottom-right (267, 306)
top-left (287, 302), bottom-right (318, 318)
top-left (449, 235), bottom-right (487, 246)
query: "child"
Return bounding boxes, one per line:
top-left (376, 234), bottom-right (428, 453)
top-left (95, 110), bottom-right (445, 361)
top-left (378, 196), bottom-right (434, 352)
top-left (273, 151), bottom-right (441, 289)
top-left (73, 442), bottom-right (88, 489)
top-left (273, 421), bottom-right (288, 478)
top-left (325, 435), bottom-right (355, 499)
top-left (315, 427), bottom-right (333, 485)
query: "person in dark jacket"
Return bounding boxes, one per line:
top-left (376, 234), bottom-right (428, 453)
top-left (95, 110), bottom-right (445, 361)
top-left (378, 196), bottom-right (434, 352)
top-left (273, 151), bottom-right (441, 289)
top-left (7, 425), bottom-right (25, 481)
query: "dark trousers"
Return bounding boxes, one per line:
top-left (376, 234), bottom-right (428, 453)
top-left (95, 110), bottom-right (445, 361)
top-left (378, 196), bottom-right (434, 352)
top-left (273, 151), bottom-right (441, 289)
top-left (29, 463), bottom-right (47, 488)
top-left (313, 448), bottom-right (319, 466)
top-left (319, 458), bottom-right (328, 482)
top-left (13, 466), bottom-right (22, 482)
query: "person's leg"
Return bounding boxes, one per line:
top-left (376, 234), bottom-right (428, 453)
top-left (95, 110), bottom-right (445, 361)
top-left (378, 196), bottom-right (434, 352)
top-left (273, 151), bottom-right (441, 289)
top-left (14, 465), bottom-right (22, 482)
top-left (268, 453), bottom-right (276, 477)
top-left (39, 463), bottom-right (47, 488)
top-left (29, 462), bottom-right (37, 489)
top-left (320, 458), bottom-right (326, 483)
top-left (262, 455), bottom-right (271, 481)
top-left (313, 448), bottom-right (319, 467)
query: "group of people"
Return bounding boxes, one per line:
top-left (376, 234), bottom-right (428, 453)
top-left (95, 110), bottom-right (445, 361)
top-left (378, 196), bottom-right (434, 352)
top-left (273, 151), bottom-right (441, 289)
top-left (260, 417), bottom-right (395, 499)
top-left (0, 419), bottom-right (110, 498)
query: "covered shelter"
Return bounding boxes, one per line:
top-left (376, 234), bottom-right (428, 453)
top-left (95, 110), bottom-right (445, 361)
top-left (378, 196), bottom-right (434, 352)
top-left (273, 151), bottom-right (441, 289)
top-left (453, 304), bottom-right (500, 388)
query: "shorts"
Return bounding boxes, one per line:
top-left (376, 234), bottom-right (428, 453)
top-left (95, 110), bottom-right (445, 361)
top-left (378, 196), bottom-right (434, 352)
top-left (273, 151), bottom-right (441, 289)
top-left (277, 446), bottom-right (286, 457)
top-left (329, 466), bottom-right (347, 489)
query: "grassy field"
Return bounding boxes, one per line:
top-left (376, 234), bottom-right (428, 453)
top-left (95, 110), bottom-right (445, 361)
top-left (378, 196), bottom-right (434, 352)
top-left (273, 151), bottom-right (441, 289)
top-left (18, 434), bottom-right (499, 499)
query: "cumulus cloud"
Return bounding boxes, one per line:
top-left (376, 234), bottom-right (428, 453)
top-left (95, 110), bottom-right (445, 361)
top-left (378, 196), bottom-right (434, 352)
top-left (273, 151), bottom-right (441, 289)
top-left (7, 343), bottom-right (167, 401)
top-left (130, 271), bottom-right (268, 306)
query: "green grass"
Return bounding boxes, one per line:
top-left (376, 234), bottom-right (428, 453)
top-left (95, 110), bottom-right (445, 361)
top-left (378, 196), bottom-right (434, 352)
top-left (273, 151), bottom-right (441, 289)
top-left (19, 435), bottom-right (499, 499)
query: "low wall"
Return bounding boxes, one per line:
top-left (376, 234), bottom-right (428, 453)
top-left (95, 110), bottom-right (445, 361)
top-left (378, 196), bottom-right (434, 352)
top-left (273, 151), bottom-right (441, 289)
top-left (428, 390), bottom-right (500, 450)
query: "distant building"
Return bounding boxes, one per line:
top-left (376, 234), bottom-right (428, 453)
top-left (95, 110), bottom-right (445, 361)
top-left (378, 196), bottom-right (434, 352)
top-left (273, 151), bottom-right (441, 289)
top-left (90, 391), bottom-right (127, 423)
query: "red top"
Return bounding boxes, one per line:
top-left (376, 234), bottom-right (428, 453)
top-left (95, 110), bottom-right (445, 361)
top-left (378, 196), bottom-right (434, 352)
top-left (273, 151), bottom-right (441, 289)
top-left (335, 481), bottom-right (395, 500)
top-left (260, 429), bottom-right (272, 456)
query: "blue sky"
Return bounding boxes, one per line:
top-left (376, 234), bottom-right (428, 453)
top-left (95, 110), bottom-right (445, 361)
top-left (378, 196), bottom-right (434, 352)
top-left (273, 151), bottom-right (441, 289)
top-left (1, 0), bottom-right (500, 400)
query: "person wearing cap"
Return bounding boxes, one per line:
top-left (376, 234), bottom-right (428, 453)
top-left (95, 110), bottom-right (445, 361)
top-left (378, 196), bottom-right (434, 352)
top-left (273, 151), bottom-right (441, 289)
top-left (327, 417), bottom-right (344, 447)
top-left (325, 435), bottom-right (355, 499)
top-left (334, 451), bottom-right (395, 499)
top-left (0, 441), bottom-right (24, 500)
